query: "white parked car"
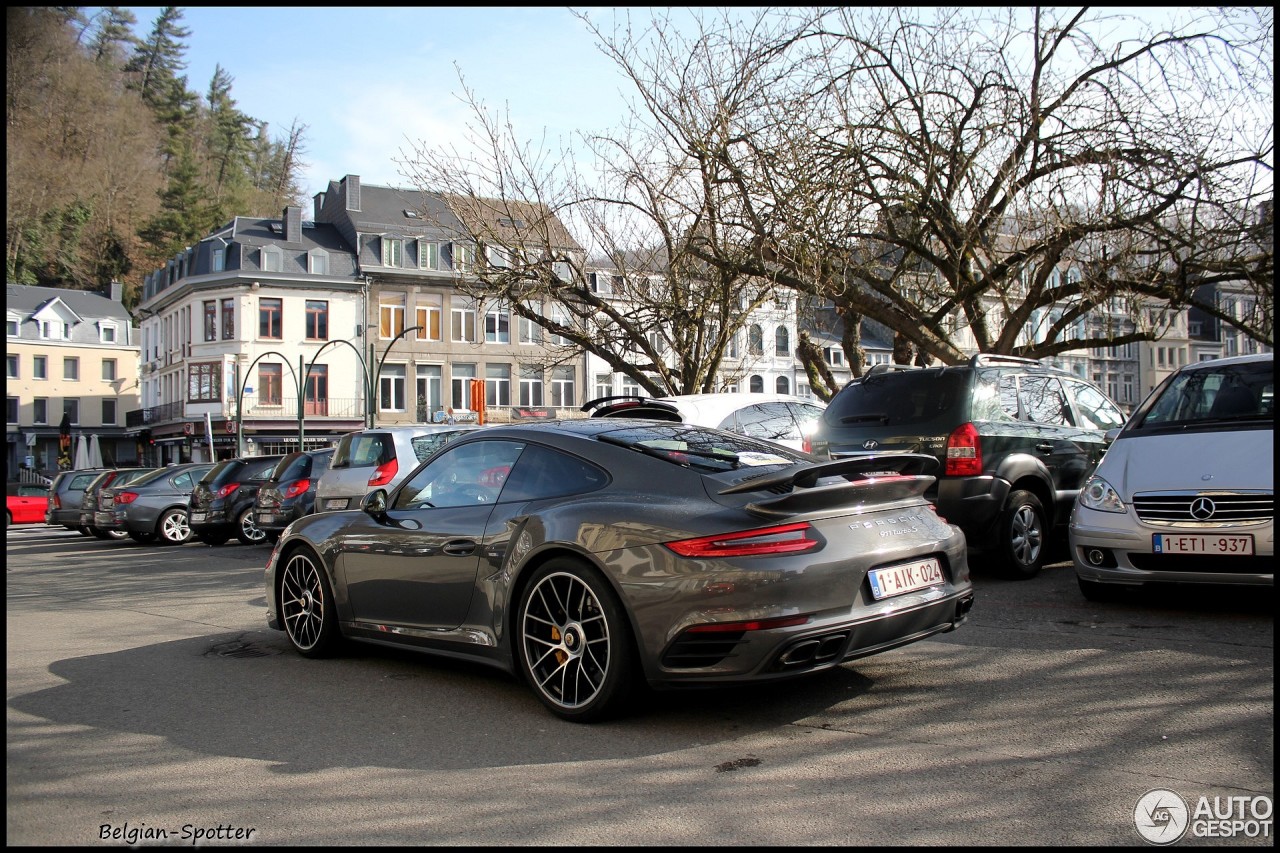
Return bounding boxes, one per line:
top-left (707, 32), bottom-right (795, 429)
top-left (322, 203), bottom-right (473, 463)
top-left (314, 425), bottom-right (481, 512)
top-left (1070, 352), bottom-right (1273, 600)
top-left (582, 392), bottom-right (827, 453)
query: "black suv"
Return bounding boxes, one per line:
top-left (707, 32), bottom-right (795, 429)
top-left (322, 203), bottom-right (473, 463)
top-left (188, 455), bottom-right (283, 546)
top-left (810, 355), bottom-right (1125, 578)
top-left (253, 448), bottom-right (334, 543)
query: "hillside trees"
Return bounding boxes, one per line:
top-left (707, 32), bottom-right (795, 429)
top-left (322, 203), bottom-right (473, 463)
top-left (5, 6), bottom-right (309, 306)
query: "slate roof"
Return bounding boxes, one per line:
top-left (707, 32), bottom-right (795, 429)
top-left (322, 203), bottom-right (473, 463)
top-left (5, 284), bottom-right (132, 323)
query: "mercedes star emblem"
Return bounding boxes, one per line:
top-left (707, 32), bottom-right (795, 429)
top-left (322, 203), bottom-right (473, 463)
top-left (1189, 497), bottom-right (1216, 520)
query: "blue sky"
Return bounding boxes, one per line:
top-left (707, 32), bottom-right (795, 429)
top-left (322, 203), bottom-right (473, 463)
top-left (113, 7), bottom-right (644, 205)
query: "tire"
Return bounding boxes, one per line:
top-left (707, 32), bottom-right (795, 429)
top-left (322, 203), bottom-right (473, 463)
top-left (76, 525), bottom-right (93, 537)
top-left (235, 507), bottom-right (267, 545)
top-left (264, 530), bottom-right (281, 544)
top-left (515, 559), bottom-right (638, 723)
top-left (128, 530), bottom-right (156, 544)
top-left (278, 547), bottom-right (341, 657)
top-left (155, 508), bottom-right (192, 545)
top-left (196, 532), bottom-right (229, 547)
top-left (89, 525), bottom-right (127, 540)
top-left (992, 489), bottom-right (1047, 579)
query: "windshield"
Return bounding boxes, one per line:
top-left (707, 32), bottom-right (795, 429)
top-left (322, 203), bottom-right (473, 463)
top-left (596, 424), bottom-right (803, 472)
top-left (825, 369), bottom-right (970, 426)
top-left (1133, 360), bottom-right (1273, 429)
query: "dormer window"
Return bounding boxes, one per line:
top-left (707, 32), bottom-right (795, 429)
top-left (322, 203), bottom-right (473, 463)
top-left (99, 322), bottom-right (118, 344)
top-left (6, 315), bottom-right (19, 337)
top-left (261, 245), bottom-right (283, 272)
top-left (383, 237), bottom-right (404, 268)
top-left (309, 249), bottom-right (329, 275)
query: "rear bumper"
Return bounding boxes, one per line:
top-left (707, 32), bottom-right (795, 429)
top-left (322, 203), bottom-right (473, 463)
top-left (934, 476), bottom-right (1009, 537)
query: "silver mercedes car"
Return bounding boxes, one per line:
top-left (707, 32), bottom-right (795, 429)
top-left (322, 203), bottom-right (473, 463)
top-left (265, 419), bottom-right (974, 722)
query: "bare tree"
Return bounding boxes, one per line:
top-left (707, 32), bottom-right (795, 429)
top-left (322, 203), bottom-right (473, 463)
top-left (581, 7), bottom-right (1273, 397)
top-left (397, 68), bottom-right (787, 396)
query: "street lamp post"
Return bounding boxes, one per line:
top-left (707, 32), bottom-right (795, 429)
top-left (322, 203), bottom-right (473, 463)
top-left (234, 351), bottom-right (300, 458)
top-left (369, 325), bottom-right (423, 428)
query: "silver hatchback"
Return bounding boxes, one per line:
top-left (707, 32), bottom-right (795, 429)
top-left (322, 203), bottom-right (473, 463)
top-left (314, 425), bottom-right (481, 512)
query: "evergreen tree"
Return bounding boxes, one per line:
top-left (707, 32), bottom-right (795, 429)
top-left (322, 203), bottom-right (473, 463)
top-left (123, 6), bottom-right (190, 108)
top-left (88, 6), bottom-right (138, 65)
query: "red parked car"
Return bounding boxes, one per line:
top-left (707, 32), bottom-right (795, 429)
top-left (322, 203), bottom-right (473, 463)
top-left (6, 483), bottom-right (50, 527)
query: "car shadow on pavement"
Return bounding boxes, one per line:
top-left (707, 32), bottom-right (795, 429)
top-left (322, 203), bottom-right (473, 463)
top-left (9, 629), bottom-right (878, 775)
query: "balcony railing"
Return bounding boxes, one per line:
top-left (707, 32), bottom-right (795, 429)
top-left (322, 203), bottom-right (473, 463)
top-left (126, 402), bottom-right (185, 428)
top-left (235, 396), bottom-right (364, 420)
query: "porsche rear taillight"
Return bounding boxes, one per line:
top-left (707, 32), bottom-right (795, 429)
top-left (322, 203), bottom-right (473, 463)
top-left (368, 459), bottom-right (398, 487)
top-left (284, 478), bottom-right (310, 499)
top-left (115, 491), bottom-right (139, 505)
top-left (944, 422), bottom-right (982, 476)
top-left (664, 522), bottom-right (820, 558)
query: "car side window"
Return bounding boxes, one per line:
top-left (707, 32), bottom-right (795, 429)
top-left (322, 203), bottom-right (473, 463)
top-left (394, 440), bottom-right (526, 510)
top-left (996, 374), bottom-right (1022, 420)
top-left (173, 472), bottom-right (192, 490)
top-left (734, 403), bottom-right (799, 441)
top-left (500, 444), bottom-right (609, 502)
top-left (1020, 375), bottom-right (1071, 426)
top-left (1066, 381), bottom-right (1125, 430)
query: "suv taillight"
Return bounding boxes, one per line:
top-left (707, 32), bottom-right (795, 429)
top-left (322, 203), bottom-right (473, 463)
top-left (368, 459), bottom-right (398, 487)
top-left (115, 491), bottom-right (139, 505)
top-left (284, 478), bottom-right (310, 499)
top-left (217, 483), bottom-right (240, 498)
top-left (945, 422), bottom-right (982, 476)
top-left (53, 495), bottom-right (62, 509)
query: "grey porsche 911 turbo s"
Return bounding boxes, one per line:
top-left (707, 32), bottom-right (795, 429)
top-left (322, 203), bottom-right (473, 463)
top-left (265, 418), bottom-right (974, 722)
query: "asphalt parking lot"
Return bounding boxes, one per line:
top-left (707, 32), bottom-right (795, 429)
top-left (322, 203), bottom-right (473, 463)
top-left (6, 522), bottom-right (1273, 846)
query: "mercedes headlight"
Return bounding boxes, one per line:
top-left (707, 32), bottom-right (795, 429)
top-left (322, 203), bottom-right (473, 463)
top-left (1078, 475), bottom-right (1126, 513)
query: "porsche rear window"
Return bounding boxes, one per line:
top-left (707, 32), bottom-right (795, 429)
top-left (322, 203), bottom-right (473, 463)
top-left (596, 424), bottom-right (803, 471)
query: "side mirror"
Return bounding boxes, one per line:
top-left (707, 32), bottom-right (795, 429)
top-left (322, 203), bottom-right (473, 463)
top-left (1104, 427), bottom-right (1121, 443)
top-left (362, 489), bottom-right (388, 514)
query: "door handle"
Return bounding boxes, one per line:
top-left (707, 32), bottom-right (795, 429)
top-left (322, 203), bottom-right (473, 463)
top-left (442, 539), bottom-right (477, 556)
top-left (1035, 443), bottom-right (1053, 453)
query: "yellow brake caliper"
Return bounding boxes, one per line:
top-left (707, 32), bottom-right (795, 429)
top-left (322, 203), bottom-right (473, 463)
top-left (551, 626), bottom-right (566, 665)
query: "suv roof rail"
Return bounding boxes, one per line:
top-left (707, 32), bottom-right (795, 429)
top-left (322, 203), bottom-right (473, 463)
top-left (864, 362), bottom-right (921, 377)
top-left (968, 353), bottom-right (1043, 368)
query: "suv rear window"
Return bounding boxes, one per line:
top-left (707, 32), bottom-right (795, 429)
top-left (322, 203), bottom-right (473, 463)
top-left (826, 370), bottom-right (971, 426)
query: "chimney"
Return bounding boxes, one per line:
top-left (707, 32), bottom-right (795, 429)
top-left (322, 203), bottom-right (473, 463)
top-left (284, 206), bottom-right (302, 243)
top-left (107, 280), bottom-right (123, 302)
top-left (343, 175), bottom-right (361, 211)
top-left (314, 191), bottom-right (326, 222)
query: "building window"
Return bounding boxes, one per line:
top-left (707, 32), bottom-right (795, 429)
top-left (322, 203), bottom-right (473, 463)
top-left (519, 366), bottom-right (544, 407)
top-left (259, 298), bottom-right (283, 339)
top-left (6, 397), bottom-right (16, 424)
top-left (212, 245), bottom-right (226, 272)
top-left (550, 366), bottom-right (575, 408)
top-left (415, 302), bottom-right (442, 341)
top-left (99, 323), bottom-right (117, 343)
top-left (451, 298), bottom-right (477, 343)
top-left (63, 357), bottom-right (79, 381)
top-left (33, 398), bottom-right (48, 424)
top-left (261, 246), bottom-right (283, 272)
top-left (221, 298), bottom-right (235, 339)
top-left (102, 359), bottom-right (117, 381)
top-left (749, 374), bottom-right (764, 393)
top-left (102, 398), bottom-right (117, 425)
top-left (776, 376), bottom-right (790, 394)
top-left (380, 295), bottom-right (405, 338)
top-left (775, 326), bottom-right (790, 357)
top-left (419, 240), bottom-right (441, 270)
top-left (594, 373), bottom-right (612, 401)
top-left (308, 250), bottom-right (328, 275)
top-left (379, 364), bottom-right (406, 411)
top-left (188, 362), bottom-right (221, 402)
top-left (304, 364), bottom-right (328, 415)
top-left (39, 320), bottom-right (66, 340)
top-left (6, 316), bottom-right (19, 336)
top-left (485, 305), bottom-right (510, 344)
top-left (33, 355), bottom-right (46, 380)
top-left (63, 398), bottom-right (79, 425)
top-left (382, 237), bottom-right (404, 268)
top-left (450, 363), bottom-right (476, 410)
top-left (305, 300), bottom-right (329, 340)
top-left (748, 325), bottom-right (764, 356)
top-left (204, 300), bottom-right (217, 341)
top-left (5, 354), bottom-right (16, 379)
top-left (416, 365), bottom-right (442, 419)
top-left (259, 363), bottom-right (283, 405)
top-left (450, 242), bottom-right (475, 272)
top-left (518, 303), bottom-right (542, 344)
top-left (486, 363), bottom-right (511, 407)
